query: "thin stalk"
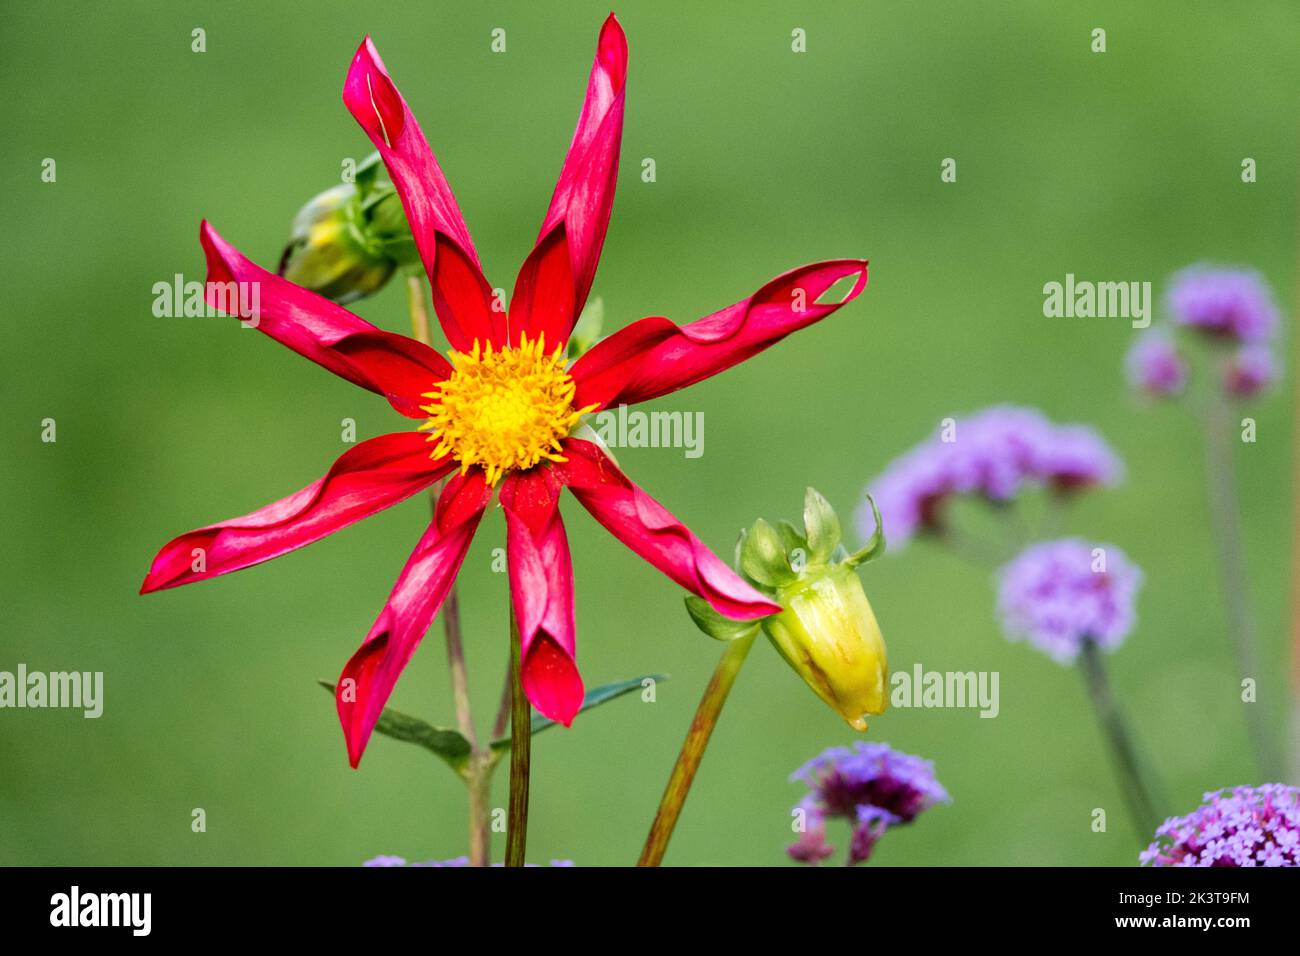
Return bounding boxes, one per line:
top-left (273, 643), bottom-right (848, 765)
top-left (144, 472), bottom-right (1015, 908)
top-left (1078, 639), bottom-right (1163, 840)
top-left (406, 274), bottom-right (488, 866)
top-left (638, 631), bottom-right (758, 866)
top-left (505, 611), bottom-right (532, 867)
top-left (1201, 393), bottom-right (1282, 780)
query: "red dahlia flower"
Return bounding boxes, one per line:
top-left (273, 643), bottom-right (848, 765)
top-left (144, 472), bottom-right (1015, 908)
top-left (141, 14), bottom-right (868, 767)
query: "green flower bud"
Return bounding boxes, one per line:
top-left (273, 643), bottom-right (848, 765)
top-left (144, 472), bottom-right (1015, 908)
top-left (277, 154), bottom-right (416, 305)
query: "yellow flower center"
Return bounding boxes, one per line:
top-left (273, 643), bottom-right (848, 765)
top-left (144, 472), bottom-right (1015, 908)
top-left (420, 335), bottom-right (592, 486)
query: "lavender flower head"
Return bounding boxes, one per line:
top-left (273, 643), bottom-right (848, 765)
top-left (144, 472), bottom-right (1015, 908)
top-left (1125, 332), bottom-right (1187, 398)
top-left (1141, 784), bottom-right (1300, 867)
top-left (1223, 345), bottom-right (1277, 399)
top-left (1167, 265), bottom-right (1278, 344)
top-left (788, 742), bottom-right (949, 865)
top-left (997, 538), bottom-right (1142, 664)
top-left (861, 406), bottom-right (1122, 546)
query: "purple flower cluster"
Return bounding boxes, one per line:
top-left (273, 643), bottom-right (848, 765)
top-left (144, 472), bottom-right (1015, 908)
top-left (364, 856), bottom-right (574, 867)
top-left (1141, 784), bottom-right (1300, 867)
top-left (996, 538), bottom-right (1142, 663)
top-left (861, 406), bottom-right (1121, 545)
top-left (1126, 265), bottom-right (1282, 402)
top-left (788, 742), bottom-right (949, 865)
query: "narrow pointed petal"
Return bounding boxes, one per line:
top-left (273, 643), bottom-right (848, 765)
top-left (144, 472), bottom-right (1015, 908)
top-left (555, 439), bottom-right (780, 620)
top-left (571, 259), bottom-right (868, 410)
top-left (343, 37), bottom-right (501, 350)
top-left (200, 222), bottom-right (450, 417)
top-left (518, 14), bottom-right (627, 344)
top-left (507, 224), bottom-right (576, 349)
top-left (336, 469), bottom-right (491, 768)
top-left (141, 433), bottom-right (450, 594)
top-left (500, 469), bottom-right (582, 725)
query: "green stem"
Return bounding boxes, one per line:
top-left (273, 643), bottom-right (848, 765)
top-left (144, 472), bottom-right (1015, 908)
top-left (1078, 639), bottom-right (1163, 840)
top-left (638, 631), bottom-right (758, 866)
top-left (406, 275), bottom-right (489, 866)
top-left (505, 611), bottom-right (532, 867)
top-left (1202, 393), bottom-right (1282, 780)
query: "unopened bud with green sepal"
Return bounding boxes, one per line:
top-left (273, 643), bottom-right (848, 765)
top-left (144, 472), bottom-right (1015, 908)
top-left (278, 153), bottom-right (417, 304)
top-left (688, 489), bottom-right (889, 730)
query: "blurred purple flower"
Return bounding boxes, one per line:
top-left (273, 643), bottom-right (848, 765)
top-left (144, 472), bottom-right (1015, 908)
top-left (861, 406), bottom-right (1122, 545)
top-left (363, 855), bottom-right (574, 867)
top-left (1167, 265), bottom-right (1278, 344)
top-left (1223, 344), bottom-right (1277, 399)
top-left (1141, 784), bottom-right (1300, 867)
top-left (997, 538), bottom-right (1142, 664)
top-left (788, 742), bottom-right (949, 865)
top-left (1125, 332), bottom-right (1187, 398)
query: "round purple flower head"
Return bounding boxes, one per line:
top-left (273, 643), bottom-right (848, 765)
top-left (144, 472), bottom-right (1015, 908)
top-left (997, 538), bottom-right (1142, 664)
top-left (1167, 265), bottom-right (1278, 344)
top-left (1223, 345), bottom-right (1277, 399)
top-left (1125, 332), bottom-right (1187, 398)
top-left (1141, 784), bottom-right (1300, 867)
top-left (788, 742), bottom-right (949, 865)
top-left (862, 406), bottom-right (1122, 546)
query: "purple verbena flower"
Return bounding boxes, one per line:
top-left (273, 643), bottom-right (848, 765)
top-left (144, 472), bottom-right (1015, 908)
top-left (788, 742), bottom-right (949, 865)
top-left (1167, 265), bottom-right (1279, 344)
top-left (1141, 784), bottom-right (1300, 867)
top-left (861, 406), bottom-right (1122, 546)
top-left (997, 538), bottom-right (1142, 664)
top-left (1125, 332), bottom-right (1187, 398)
top-left (1223, 344), bottom-right (1277, 399)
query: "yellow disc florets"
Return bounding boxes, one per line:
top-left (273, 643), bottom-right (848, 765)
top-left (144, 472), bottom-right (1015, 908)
top-left (420, 335), bottom-right (593, 486)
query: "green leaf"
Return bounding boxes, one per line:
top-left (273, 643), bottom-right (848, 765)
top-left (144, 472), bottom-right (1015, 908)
top-left (488, 674), bottom-right (669, 752)
top-left (684, 595), bottom-right (766, 641)
top-left (803, 487), bottom-right (841, 561)
top-left (739, 518), bottom-right (795, 587)
top-left (844, 494), bottom-right (886, 568)
top-left (318, 681), bottom-right (472, 776)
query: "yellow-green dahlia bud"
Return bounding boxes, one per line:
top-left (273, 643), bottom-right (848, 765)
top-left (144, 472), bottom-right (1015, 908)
top-left (689, 489), bottom-right (889, 731)
top-left (277, 154), bottom-right (414, 304)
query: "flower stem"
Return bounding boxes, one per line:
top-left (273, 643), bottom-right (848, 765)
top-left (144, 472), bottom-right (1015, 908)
top-left (406, 274), bottom-right (489, 866)
top-left (638, 630), bottom-right (758, 866)
top-left (505, 610), bottom-right (532, 867)
top-left (1077, 639), bottom-right (1163, 840)
top-left (1201, 393), bottom-right (1282, 781)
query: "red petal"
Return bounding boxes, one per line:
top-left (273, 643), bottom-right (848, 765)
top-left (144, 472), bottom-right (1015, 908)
top-left (571, 259), bottom-right (868, 410)
top-left (555, 440), bottom-right (780, 620)
top-left (140, 432), bottom-right (449, 594)
top-left (500, 469), bottom-right (583, 725)
top-left (343, 37), bottom-right (500, 351)
top-left (508, 224), bottom-right (575, 350)
top-left (519, 14), bottom-right (627, 344)
top-left (200, 222), bottom-right (450, 417)
top-left (336, 469), bottom-right (491, 768)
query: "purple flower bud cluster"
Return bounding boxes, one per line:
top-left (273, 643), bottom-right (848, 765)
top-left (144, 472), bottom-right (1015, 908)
top-left (1126, 265), bottom-right (1281, 401)
top-left (1141, 784), bottom-right (1300, 867)
top-left (996, 538), bottom-right (1143, 664)
top-left (788, 742), bottom-right (949, 865)
top-left (861, 406), bottom-right (1121, 546)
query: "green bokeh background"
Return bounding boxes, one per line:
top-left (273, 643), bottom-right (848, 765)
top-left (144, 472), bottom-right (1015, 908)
top-left (2, 1), bottom-right (1296, 866)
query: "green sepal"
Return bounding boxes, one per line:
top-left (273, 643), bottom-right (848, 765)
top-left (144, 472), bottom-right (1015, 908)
top-left (803, 487), bottom-right (842, 562)
top-left (488, 674), bottom-right (669, 753)
top-left (740, 518), bottom-right (796, 587)
top-left (317, 681), bottom-right (472, 777)
top-left (567, 296), bottom-right (605, 359)
top-left (844, 494), bottom-right (886, 568)
top-left (684, 596), bottom-right (767, 641)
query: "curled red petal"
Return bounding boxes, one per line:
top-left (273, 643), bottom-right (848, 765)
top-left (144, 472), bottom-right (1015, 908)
top-left (571, 259), bottom-right (868, 410)
top-left (200, 222), bottom-right (450, 417)
top-left (140, 432), bottom-right (450, 594)
top-left (500, 469), bottom-right (583, 726)
top-left (336, 469), bottom-right (491, 768)
top-left (508, 224), bottom-right (575, 350)
top-left (342, 37), bottom-right (500, 351)
top-left (555, 439), bottom-right (780, 620)
top-left (522, 14), bottom-right (627, 343)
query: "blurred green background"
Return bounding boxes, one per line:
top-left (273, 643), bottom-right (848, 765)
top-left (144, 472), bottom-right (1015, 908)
top-left (2, 0), bottom-right (1297, 866)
